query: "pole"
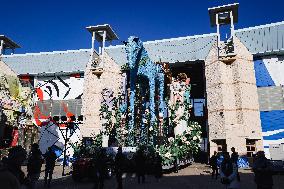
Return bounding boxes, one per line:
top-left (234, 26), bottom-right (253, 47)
top-left (91, 31), bottom-right (95, 52)
top-left (0, 40), bottom-right (4, 56)
top-left (230, 11), bottom-right (235, 39)
top-left (62, 123), bottom-right (68, 176)
top-left (216, 13), bottom-right (220, 47)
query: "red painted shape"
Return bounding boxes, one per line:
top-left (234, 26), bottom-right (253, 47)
top-left (36, 88), bottom-right (44, 101)
top-left (62, 102), bottom-right (75, 122)
top-left (34, 105), bottom-right (50, 126)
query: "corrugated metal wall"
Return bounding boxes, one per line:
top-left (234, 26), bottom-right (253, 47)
top-left (236, 21), bottom-right (284, 55)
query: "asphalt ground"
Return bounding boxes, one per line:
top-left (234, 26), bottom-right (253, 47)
top-left (21, 163), bottom-right (284, 189)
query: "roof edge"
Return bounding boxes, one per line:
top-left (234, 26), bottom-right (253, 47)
top-left (2, 49), bottom-right (91, 57)
top-left (236, 21), bottom-right (284, 32)
top-left (17, 70), bottom-right (85, 76)
top-left (106, 33), bottom-right (218, 49)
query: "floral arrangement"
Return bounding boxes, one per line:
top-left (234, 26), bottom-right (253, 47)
top-left (157, 121), bottom-right (202, 165)
top-left (71, 133), bottom-right (103, 159)
top-left (0, 74), bottom-right (34, 126)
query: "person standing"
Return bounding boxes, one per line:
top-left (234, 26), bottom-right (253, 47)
top-left (97, 148), bottom-right (107, 189)
top-left (27, 143), bottom-right (43, 189)
top-left (44, 147), bottom-right (57, 188)
top-left (135, 148), bottom-right (146, 184)
top-left (252, 151), bottom-right (273, 189)
top-left (153, 152), bottom-right (163, 182)
top-left (115, 147), bottom-right (125, 189)
top-left (209, 151), bottom-right (218, 179)
top-left (220, 152), bottom-right (240, 189)
top-left (231, 147), bottom-right (240, 181)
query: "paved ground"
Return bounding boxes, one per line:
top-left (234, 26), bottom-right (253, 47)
top-left (22, 163), bottom-right (284, 189)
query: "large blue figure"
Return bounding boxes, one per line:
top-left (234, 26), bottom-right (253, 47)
top-left (124, 36), bottom-right (165, 146)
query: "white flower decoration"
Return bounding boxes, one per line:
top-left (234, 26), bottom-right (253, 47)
top-left (122, 128), bottom-right (128, 135)
top-left (168, 137), bottom-right (174, 143)
top-left (143, 119), bottom-right (148, 124)
top-left (187, 127), bottom-right (193, 131)
top-left (165, 152), bottom-right (172, 159)
top-left (186, 130), bottom-right (192, 135)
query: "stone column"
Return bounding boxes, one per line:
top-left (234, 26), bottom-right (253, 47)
top-left (205, 37), bottom-right (263, 157)
top-left (81, 52), bottom-right (122, 140)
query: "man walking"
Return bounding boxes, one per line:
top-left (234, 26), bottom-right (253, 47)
top-left (252, 151), bottom-right (273, 189)
top-left (209, 151), bottom-right (218, 179)
top-left (44, 147), bottom-right (57, 188)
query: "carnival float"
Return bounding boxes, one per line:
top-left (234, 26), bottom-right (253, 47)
top-left (75, 36), bottom-right (203, 167)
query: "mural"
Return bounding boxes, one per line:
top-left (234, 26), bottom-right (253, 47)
top-left (37, 75), bottom-right (84, 100)
top-left (30, 74), bottom-right (83, 159)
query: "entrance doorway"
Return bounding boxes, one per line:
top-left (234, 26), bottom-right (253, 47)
top-left (170, 61), bottom-right (207, 150)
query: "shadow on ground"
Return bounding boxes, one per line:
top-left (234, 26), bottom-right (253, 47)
top-left (36, 168), bottom-right (284, 189)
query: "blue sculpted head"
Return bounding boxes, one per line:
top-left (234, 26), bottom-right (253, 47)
top-left (123, 36), bottom-right (143, 69)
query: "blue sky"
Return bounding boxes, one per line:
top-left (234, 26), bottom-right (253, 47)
top-left (1, 0), bottom-right (283, 53)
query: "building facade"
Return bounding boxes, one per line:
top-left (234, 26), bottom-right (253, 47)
top-left (2, 20), bottom-right (284, 159)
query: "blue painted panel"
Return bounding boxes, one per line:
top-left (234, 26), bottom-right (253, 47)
top-left (260, 110), bottom-right (284, 132)
top-left (263, 131), bottom-right (284, 140)
top-left (254, 60), bottom-right (275, 87)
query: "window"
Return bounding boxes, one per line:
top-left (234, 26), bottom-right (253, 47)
top-left (246, 139), bottom-right (256, 157)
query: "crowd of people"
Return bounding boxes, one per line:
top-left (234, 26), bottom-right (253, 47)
top-left (209, 147), bottom-right (274, 189)
top-left (0, 144), bottom-right (277, 189)
top-left (90, 146), bottom-right (163, 189)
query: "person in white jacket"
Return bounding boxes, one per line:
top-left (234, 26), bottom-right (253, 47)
top-left (220, 152), bottom-right (240, 189)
